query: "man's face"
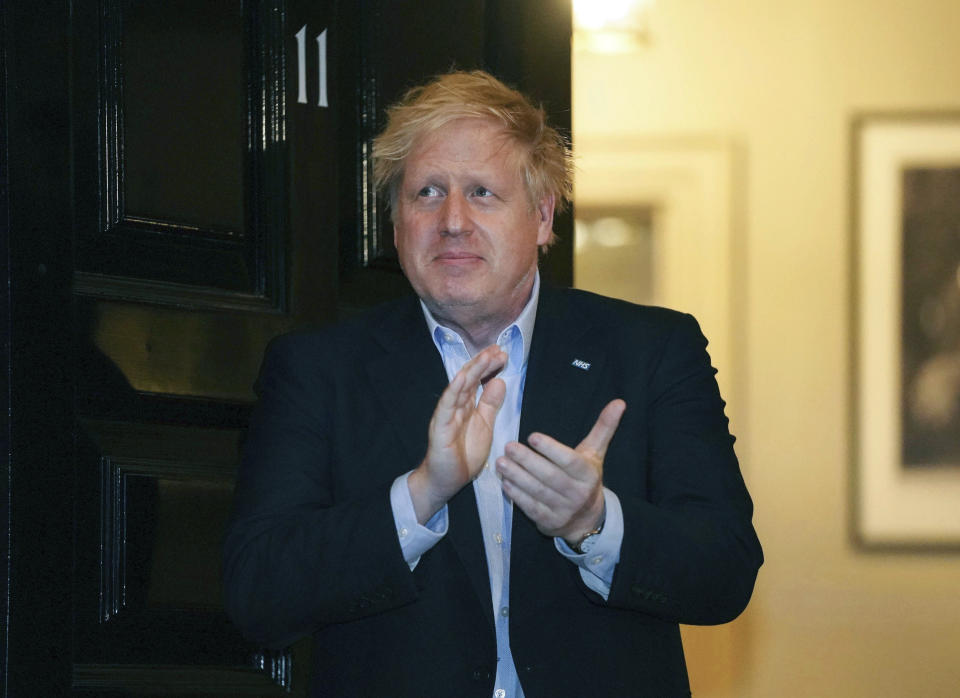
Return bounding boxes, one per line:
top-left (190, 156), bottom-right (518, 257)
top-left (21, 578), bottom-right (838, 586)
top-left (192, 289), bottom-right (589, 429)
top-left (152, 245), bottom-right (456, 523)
top-left (393, 118), bottom-right (554, 335)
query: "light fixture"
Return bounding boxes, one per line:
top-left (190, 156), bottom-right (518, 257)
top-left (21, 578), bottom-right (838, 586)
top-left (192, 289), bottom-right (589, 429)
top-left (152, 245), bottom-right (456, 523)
top-left (573, 0), bottom-right (654, 53)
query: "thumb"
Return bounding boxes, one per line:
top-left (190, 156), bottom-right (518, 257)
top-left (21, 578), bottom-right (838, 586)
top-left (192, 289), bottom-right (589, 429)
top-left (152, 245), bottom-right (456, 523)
top-left (577, 399), bottom-right (626, 459)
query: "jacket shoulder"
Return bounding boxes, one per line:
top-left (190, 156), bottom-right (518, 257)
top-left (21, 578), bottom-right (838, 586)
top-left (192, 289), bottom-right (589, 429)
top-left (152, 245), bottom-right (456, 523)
top-left (264, 295), bottom-right (421, 359)
top-left (547, 286), bottom-right (697, 336)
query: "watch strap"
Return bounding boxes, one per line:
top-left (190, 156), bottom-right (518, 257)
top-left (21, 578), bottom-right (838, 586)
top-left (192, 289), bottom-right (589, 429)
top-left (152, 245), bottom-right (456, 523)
top-left (569, 508), bottom-right (606, 554)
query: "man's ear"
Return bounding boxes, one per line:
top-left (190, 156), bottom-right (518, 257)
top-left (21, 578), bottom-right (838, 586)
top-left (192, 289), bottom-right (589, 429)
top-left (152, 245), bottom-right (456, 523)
top-left (535, 194), bottom-right (556, 247)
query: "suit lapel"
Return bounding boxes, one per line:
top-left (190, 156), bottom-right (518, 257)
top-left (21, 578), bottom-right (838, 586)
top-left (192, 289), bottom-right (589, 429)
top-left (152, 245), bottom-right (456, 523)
top-left (512, 286), bottom-right (609, 573)
top-left (518, 286), bottom-right (607, 458)
top-left (364, 299), bottom-right (494, 624)
top-left (365, 298), bottom-right (447, 464)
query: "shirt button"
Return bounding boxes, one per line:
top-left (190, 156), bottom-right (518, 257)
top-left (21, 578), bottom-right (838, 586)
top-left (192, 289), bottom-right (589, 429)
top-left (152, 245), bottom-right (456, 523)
top-left (494, 533), bottom-right (503, 545)
top-left (499, 606), bottom-right (509, 617)
top-left (495, 690), bottom-right (506, 698)
top-left (591, 555), bottom-right (603, 565)
top-left (398, 528), bottom-right (408, 538)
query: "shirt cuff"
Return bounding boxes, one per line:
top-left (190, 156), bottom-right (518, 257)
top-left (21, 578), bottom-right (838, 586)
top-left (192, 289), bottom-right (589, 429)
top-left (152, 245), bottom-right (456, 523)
top-left (554, 487), bottom-right (624, 600)
top-left (390, 471), bottom-right (448, 570)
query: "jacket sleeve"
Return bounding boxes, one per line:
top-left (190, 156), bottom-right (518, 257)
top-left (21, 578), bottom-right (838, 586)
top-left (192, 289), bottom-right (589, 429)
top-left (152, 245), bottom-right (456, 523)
top-left (605, 312), bottom-right (763, 625)
top-left (222, 334), bottom-right (419, 648)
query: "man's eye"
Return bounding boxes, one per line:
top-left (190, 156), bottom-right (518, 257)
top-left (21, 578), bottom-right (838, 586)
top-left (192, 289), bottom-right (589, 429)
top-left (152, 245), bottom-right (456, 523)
top-left (417, 186), bottom-right (441, 197)
top-left (473, 186), bottom-right (493, 197)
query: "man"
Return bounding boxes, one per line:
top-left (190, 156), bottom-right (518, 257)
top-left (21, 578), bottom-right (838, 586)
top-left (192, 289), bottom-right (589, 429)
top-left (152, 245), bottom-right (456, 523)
top-left (224, 71), bottom-right (762, 697)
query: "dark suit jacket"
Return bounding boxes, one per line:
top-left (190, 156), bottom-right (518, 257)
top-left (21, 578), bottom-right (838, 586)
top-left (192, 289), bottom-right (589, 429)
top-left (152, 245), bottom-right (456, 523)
top-left (223, 285), bottom-right (762, 697)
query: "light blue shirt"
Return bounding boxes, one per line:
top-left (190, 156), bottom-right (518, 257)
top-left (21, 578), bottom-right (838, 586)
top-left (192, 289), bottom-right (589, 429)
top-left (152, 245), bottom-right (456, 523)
top-left (390, 273), bottom-right (625, 698)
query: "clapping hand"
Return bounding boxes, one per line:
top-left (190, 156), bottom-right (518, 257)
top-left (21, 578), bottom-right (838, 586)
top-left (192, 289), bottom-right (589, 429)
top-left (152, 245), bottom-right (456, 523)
top-left (496, 399), bottom-right (626, 544)
top-left (408, 345), bottom-right (508, 524)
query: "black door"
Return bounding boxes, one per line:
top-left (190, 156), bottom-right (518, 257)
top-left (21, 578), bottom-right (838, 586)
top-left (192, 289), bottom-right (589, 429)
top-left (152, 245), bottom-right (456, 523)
top-left (1, 1), bottom-right (572, 695)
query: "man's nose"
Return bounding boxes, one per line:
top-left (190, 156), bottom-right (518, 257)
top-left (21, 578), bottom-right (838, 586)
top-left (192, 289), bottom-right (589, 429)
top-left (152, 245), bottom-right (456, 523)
top-left (440, 193), bottom-right (472, 237)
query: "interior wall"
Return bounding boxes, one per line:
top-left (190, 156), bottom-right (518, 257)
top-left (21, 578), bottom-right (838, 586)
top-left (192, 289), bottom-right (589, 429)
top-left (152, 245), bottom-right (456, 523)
top-left (572, 1), bottom-right (960, 696)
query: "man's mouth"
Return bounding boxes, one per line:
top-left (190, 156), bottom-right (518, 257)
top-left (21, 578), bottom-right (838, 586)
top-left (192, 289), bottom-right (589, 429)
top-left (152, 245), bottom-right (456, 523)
top-left (434, 251), bottom-right (483, 263)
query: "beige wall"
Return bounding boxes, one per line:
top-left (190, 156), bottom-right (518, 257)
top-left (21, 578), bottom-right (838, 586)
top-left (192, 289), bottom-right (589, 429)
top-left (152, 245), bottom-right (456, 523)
top-left (573, 1), bottom-right (960, 696)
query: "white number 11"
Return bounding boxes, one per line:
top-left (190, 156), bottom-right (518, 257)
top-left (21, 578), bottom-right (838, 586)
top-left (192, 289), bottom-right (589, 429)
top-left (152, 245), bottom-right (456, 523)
top-left (295, 25), bottom-right (328, 108)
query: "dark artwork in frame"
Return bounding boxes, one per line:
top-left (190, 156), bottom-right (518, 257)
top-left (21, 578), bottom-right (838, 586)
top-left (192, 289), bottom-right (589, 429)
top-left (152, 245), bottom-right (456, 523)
top-left (853, 113), bottom-right (960, 548)
top-left (900, 166), bottom-right (960, 468)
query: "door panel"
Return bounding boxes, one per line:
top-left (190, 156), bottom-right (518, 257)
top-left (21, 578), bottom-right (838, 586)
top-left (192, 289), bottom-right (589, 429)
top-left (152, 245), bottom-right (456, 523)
top-left (73, 0), bottom-right (289, 312)
top-left (1, 0), bottom-right (571, 695)
top-left (70, 0), bottom-right (334, 693)
top-left (72, 418), bottom-right (289, 694)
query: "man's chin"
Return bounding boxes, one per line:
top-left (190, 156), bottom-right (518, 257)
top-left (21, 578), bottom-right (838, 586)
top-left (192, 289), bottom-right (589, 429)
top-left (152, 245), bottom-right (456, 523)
top-left (430, 294), bottom-right (483, 311)
top-left (423, 279), bottom-right (485, 306)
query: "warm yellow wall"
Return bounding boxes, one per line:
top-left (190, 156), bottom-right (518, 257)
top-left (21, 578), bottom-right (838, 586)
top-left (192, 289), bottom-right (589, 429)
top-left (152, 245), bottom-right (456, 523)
top-left (573, 1), bottom-right (960, 696)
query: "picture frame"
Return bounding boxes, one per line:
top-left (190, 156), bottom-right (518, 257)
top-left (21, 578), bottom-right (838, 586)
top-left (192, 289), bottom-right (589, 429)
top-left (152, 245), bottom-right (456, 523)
top-left (852, 112), bottom-right (960, 549)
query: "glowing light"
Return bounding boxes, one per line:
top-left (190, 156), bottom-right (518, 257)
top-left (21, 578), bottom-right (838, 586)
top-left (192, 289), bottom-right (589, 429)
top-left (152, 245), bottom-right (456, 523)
top-left (573, 0), bottom-right (655, 53)
top-left (574, 0), bottom-right (639, 31)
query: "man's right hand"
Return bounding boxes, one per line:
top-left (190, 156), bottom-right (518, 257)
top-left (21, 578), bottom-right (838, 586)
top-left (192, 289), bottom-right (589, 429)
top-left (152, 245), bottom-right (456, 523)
top-left (408, 345), bottom-right (507, 524)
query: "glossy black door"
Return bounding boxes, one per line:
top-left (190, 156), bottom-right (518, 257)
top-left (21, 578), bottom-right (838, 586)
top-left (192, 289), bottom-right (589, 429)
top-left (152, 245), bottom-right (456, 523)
top-left (1, 0), bottom-right (571, 695)
top-left (70, 1), bottom-right (337, 694)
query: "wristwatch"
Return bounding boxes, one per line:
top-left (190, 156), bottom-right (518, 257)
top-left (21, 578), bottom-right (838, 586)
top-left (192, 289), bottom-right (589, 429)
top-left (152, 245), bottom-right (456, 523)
top-left (569, 515), bottom-right (605, 555)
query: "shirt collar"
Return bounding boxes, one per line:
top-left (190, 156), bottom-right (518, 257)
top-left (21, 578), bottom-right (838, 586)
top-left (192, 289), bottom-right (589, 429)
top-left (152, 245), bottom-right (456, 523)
top-left (420, 270), bottom-right (540, 368)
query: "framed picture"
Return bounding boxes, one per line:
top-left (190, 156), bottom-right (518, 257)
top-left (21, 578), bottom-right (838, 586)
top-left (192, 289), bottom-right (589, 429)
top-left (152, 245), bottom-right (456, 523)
top-left (852, 113), bottom-right (960, 548)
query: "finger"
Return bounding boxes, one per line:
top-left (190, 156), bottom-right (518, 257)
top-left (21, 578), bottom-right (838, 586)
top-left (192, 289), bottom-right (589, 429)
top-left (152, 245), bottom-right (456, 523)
top-left (498, 471), bottom-right (560, 532)
top-left (504, 440), bottom-right (577, 488)
top-left (576, 399), bottom-right (626, 459)
top-left (476, 376), bottom-right (506, 422)
top-left (458, 346), bottom-right (507, 394)
top-left (443, 349), bottom-right (502, 412)
top-left (430, 348), bottom-right (507, 429)
top-left (497, 455), bottom-right (569, 510)
top-left (432, 370), bottom-right (466, 424)
top-left (522, 433), bottom-right (585, 478)
top-left (504, 443), bottom-right (598, 504)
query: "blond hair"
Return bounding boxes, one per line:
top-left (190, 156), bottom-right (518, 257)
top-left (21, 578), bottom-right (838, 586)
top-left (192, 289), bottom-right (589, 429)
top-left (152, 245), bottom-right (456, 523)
top-left (372, 70), bottom-right (572, 243)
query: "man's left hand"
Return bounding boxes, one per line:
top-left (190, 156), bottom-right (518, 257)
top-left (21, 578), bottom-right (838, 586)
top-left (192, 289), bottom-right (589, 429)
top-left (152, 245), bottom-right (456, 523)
top-left (496, 399), bottom-right (626, 543)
